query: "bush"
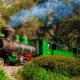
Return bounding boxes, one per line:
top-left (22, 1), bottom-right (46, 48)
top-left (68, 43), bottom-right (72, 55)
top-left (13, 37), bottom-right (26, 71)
top-left (17, 65), bottom-right (70, 80)
top-left (31, 56), bottom-right (80, 77)
top-left (17, 56), bottom-right (80, 80)
top-left (0, 69), bottom-right (10, 80)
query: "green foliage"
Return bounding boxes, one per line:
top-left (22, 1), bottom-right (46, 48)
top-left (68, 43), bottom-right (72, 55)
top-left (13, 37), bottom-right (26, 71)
top-left (0, 14), bottom-right (6, 28)
top-left (0, 13), bottom-right (6, 33)
top-left (17, 56), bottom-right (80, 80)
top-left (0, 69), bottom-right (10, 80)
top-left (60, 0), bottom-right (71, 5)
top-left (19, 18), bottom-right (43, 39)
top-left (17, 64), bottom-right (70, 80)
top-left (32, 56), bottom-right (80, 77)
top-left (57, 16), bottom-right (80, 47)
top-left (0, 0), bottom-right (37, 22)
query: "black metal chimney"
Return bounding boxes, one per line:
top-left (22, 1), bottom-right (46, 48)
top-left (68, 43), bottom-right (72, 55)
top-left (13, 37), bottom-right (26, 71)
top-left (1, 25), bottom-right (15, 40)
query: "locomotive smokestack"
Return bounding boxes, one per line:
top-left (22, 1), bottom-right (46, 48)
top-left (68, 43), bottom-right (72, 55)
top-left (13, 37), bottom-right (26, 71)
top-left (1, 25), bottom-right (15, 40)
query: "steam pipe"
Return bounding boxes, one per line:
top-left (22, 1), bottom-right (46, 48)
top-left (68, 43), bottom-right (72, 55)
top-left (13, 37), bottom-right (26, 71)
top-left (0, 39), bottom-right (36, 53)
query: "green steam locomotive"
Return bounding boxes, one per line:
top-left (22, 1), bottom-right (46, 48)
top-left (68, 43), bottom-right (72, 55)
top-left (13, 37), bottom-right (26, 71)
top-left (0, 27), bottom-right (73, 65)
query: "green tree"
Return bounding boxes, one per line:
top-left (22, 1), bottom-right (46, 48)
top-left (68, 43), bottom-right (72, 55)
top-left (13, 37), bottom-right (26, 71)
top-left (57, 16), bottom-right (80, 48)
top-left (18, 18), bottom-right (43, 39)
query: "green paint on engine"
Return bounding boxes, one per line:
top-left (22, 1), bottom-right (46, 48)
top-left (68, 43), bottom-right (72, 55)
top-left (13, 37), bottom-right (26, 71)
top-left (21, 36), bottom-right (28, 45)
top-left (7, 52), bottom-right (18, 63)
top-left (42, 40), bottom-right (52, 56)
top-left (53, 50), bottom-right (73, 57)
top-left (30, 39), bottom-right (74, 57)
top-left (15, 35), bottom-right (20, 42)
top-left (7, 56), bottom-right (18, 62)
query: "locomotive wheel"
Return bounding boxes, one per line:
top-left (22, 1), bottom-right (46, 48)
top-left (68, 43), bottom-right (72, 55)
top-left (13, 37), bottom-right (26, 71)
top-left (0, 58), bottom-right (4, 66)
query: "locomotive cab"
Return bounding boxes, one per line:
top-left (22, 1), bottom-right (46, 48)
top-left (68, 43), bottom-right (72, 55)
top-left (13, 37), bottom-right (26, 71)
top-left (30, 39), bottom-right (54, 56)
top-left (31, 39), bottom-right (73, 57)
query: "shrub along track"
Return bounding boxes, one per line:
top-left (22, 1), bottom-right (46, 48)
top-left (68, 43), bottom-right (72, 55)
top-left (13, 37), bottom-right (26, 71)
top-left (2, 66), bottom-right (21, 80)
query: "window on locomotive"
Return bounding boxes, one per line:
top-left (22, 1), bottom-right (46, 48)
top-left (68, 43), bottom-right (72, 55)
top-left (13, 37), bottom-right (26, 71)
top-left (48, 43), bottom-right (52, 49)
top-left (78, 48), bottom-right (80, 54)
top-left (57, 45), bottom-right (61, 50)
top-left (52, 43), bottom-right (56, 50)
top-left (78, 44), bottom-right (80, 54)
top-left (39, 40), bottom-right (42, 49)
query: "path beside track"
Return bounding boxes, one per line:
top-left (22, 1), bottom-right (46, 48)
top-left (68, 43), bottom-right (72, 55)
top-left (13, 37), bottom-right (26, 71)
top-left (2, 66), bottom-right (22, 80)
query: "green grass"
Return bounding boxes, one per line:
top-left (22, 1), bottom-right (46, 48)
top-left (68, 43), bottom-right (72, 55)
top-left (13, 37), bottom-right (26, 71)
top-left (0, 69), bottom-right (10, 80)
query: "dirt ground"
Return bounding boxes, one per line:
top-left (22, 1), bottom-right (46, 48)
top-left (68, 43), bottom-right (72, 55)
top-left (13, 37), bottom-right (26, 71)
top-left (2, 66), bottom-right (22, 80)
